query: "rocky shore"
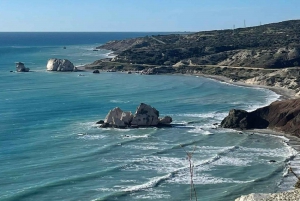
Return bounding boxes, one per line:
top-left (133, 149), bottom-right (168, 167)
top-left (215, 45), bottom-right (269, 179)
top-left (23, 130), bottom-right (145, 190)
top-left (235, 189), bottom-right (300, 201)
top-left (84, 20), bottom-right (300, 200)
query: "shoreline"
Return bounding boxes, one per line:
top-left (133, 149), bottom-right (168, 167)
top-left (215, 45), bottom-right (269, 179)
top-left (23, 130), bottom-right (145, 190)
top-left (195, 73), bottom-right (300, 199)
top-left (80, 63), bottom-right (300, 194)
top-left (197, 73), bottom-right (296, 100)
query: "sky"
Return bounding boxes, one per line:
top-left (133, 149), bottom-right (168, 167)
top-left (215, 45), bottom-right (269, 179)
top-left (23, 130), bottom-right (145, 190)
top-left (0, 0), bottom-right (299, 32)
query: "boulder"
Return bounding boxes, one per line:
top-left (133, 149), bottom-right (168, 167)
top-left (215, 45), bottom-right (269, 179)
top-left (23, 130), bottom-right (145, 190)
top-left (93, 70), bottom-right (100, 74)
top-left (112, 117), bottom-right (126, 128)
top-left (96, 120), bottom-right (104, 124)
top-left (120, 111), bottom-right (133, 125)
top-left (46, 58), bottom-right (75, 71)
top-left (104, 107), bottom-right (123, 124)
top-left (16, 62), bottom-right (30, 72)
top-left (131, 103), bottom-right (159, 126)
top-left (159, 116), bottom-right (172, 125)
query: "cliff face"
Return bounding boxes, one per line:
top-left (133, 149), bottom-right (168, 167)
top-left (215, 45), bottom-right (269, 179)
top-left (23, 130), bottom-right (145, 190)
top-left (221, 98), bottom-right (300, 136)
top-left (97, 20), bottom-right (300, 68)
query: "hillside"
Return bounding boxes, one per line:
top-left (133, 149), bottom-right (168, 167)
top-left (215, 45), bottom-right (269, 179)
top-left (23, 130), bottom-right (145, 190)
top-left (97, 20), bottom-right (300, 68)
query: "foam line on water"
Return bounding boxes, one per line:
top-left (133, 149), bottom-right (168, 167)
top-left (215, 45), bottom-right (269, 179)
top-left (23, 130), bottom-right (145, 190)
top-left (118, 145), bottom-right (241, 193)
top-left (122, 173), bottom-right (174, 192)
top-left (2, 166), bottom-right (125, 201)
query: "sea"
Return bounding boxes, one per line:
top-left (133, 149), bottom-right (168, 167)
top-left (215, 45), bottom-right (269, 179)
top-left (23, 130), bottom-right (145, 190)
top-left (0, 32), bottom-right (298, 201)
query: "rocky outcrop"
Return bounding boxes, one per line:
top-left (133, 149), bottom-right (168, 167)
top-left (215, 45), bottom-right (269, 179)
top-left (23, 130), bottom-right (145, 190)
top-left (235, 189), bottom-right (300, 201)
top-left (221, 98), bottom-right (300, 136)
top-left (99, 103), bottom-right (172, 128)
top-left (92, 70), bottom-right (100, 74)
top-left (131, 103), bottom-right (160, 126)
top-left (244, 68), bottom-right (300, 94)
top-left (16, 62), bottom-right (29, 72)
top-left (46, 58), bottom-right (77, 72)
top-left (141, 67), bottom-right (176, 75)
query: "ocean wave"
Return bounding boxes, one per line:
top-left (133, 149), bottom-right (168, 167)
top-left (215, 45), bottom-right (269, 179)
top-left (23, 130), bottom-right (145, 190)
top-left (168, 173), bottom-right (254, 185)
top-left (120, 146), bottom-right (248, 193)
top-left (177, 112), bottom-right (218, 118)
top-left (187, 127), bottom-right (213, 135)
top-left (77, 134), bottom-right (106, 140)
top-left (109, 99), bottom-right (130, 103)
top-left (122, 173), bottom-right (174, 192)
top-left (3, 167), bottom-right (122, 201)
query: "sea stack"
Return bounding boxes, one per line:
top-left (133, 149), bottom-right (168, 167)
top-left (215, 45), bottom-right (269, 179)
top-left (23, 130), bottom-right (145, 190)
top-left (46, 58), bottom-right (77, 72)
top-left (16, 62), bottom-right (30, 72)
top-left (99, 103), bottom-right (172, 128)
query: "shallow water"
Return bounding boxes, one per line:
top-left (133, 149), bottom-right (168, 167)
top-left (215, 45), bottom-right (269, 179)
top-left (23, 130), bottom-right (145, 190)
top-left (0, 33), bottom-right (297, 201)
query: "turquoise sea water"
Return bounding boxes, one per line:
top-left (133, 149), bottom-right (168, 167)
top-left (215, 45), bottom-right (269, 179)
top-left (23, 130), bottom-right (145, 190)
top-left (0, 33), bottom-right (297, 201)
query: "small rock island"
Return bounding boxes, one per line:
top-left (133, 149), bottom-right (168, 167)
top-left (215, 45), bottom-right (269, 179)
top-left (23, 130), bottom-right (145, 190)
top-left (16, 62), bottom-right (30, 72)
top-left (98, 103), bottom-right (172, 128)
top-left (46, 58), bottom-right (77, 72)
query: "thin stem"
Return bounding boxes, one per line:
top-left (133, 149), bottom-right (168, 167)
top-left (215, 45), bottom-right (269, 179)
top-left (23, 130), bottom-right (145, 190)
top-left (180, 144), bottom-right (198, 201)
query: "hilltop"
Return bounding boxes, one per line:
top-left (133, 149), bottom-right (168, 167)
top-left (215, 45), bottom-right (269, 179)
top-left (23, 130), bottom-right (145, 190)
top-left (96, 20), bottom-right (300, 68)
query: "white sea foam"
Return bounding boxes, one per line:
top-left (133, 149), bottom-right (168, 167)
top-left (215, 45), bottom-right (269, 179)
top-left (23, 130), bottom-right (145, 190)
top-left (123, 144), bottom-right (159, 150)
top-left (211, 156), bottom-right (251, 166)
top-left (235, 147), bottom-right (289, 158)
top-left (77, 134), bottom-right (106, 140)
top-left (110, 99), bottom-right (130, 103)
top-left (122, 173), bottom-right (173, 192)
top-left (168, 172), bottom-right (254, 184)
top-left (134, 188), bottom-right (171, 199)
top-left (188, 127), bottom-right (213, 135)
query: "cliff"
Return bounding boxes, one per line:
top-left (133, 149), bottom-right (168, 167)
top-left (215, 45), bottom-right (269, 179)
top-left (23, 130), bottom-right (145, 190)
top-left (221, 98), bottom-right (300, 136)
top-left (97, 20), bottom-right (300, 69)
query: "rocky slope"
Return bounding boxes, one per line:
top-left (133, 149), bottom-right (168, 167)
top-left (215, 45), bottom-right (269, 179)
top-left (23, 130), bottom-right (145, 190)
top-left (97, 20), bottom-right (300, 68)
top-left (221, 98), bottom-right (300, 136)
top-left (244, 67), bottom-right (300, 95)
top-left (235, 189), bottom-right (300, 201)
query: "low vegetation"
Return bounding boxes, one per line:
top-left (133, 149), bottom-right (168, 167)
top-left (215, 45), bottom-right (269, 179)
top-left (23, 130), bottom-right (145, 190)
top-left (97, 20), bottom-right (300, 68)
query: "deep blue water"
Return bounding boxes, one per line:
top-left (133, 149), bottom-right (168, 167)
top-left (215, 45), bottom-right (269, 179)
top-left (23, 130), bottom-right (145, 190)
top-left (0, 32), bottom-right (297, 201)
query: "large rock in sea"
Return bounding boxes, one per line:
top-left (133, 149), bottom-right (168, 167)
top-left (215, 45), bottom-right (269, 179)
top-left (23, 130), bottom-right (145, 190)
top-left (131, 103), bottom-right (160, 126)
top-left (46, 58), bottom-right (77, 72)
top-left (16, 62), bottom-right (30, 72)
top-left (221, 98), bottom-right (300, 136)
top-left (99, 103), bottom-right (172, 128)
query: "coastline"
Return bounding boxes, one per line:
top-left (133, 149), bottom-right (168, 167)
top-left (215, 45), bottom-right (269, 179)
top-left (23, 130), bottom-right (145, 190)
top-left (195, 73), bottom-right (300, 200)
top-left (197, 73), bottom-right (296, 100)
top-left (81, 63), bottom-right (300, 199)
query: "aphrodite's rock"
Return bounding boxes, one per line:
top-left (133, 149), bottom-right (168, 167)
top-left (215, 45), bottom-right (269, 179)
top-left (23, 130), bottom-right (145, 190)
top-left (16, 62), bottom-right (30, 72)
top-left (46, 58), bottom-right (76, 71)
top-left (131, 103), bottom-right (159, 126)
top-left (112, 117), bottom-right (126, 128)
top-left (98, 103), bottom-right (172, 128)
top-left (159, 116), bottom-right (172, 125)
top-left (104, 107), bottom-right (123, 124)
top-left (121, 111), bottom-right (133, 125)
